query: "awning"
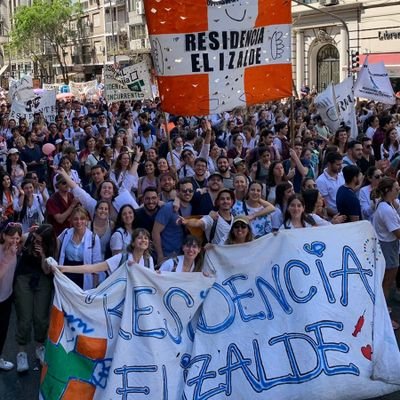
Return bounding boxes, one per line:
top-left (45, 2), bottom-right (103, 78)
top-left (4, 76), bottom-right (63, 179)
top-left (360, 53), bottom-right (400, 76)
top-left (360, 53), bottom-right (400, 65)
top-left (0, 64), bottom-right (9, 78)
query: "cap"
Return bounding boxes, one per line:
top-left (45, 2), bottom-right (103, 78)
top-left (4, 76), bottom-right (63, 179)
top-left (208, 172), bottom-right (223, 181)
top-left (232, 216), bottom-right (250, 226)
top-left (8, 148), bottom-right (19, 155)
top-left (233, 157), bottom-right (245, 166)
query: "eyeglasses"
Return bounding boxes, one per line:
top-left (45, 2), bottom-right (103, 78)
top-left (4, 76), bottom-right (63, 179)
top-left (181, 188), bottom-right (194, 194)
top-left (373, 174), bottom-right (383, 179)
top-left (233, 222), bottom-right (248, 229)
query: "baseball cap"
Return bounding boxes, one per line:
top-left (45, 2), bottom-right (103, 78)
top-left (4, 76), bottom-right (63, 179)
top-left (233, 157), bottom-right (245, 166)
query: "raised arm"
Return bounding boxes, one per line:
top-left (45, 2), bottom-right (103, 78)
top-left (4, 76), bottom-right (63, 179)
top-left (248, 199), bottom-right (275, 220)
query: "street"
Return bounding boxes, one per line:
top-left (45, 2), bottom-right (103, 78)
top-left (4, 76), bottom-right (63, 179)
top-left (2, 302), bottom-right (400, 400)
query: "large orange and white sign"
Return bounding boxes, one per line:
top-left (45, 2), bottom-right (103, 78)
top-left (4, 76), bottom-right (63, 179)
top-left (145, 0), bottom-right (292, 115)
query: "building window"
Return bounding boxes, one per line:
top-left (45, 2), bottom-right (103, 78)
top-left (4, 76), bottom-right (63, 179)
top-left (317, 44), bottom-right (339, 92)
top-left (129, 24), bottom-right (146, 39)
top-left (93, 12), bottom-right (100, 27)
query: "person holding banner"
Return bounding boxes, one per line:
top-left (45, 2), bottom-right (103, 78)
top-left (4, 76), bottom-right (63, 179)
top-left (159, 235), bottom-right (202, 272)
top-left (372, 177), bottom-right (400, 330)
top-left (281, 194), bottom-right (316, 229)
top-left (225, 216), bottom-right (253, 245)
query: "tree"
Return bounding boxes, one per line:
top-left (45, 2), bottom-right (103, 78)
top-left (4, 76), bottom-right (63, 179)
top-left (9, 0), bottom-right (81, 83)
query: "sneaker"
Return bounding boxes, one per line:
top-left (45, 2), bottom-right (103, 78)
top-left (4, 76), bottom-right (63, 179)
top-left (16, 352), bottom-right (29, 373)
top-left (0, 358), bottom-right (14, 371)
top-left (35, 346), bottom-right (45, 364)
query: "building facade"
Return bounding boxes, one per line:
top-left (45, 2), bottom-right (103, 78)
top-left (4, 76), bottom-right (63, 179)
top-left (293, 0), bottom-right (400, 94)
top-left (0, 0), bottom-right (151, 83)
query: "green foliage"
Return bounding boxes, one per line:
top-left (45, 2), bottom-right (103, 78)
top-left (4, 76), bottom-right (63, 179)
top-left (9, 0), bottom-right (82, 82)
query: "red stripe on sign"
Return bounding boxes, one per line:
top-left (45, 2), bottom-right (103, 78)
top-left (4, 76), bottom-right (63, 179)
top-left (255, 0), bottom-right (291, 27)
top-left (145, 1), bottom-right (208, 35)
top-left (158, 74), bottom-right (210, 115)
top-left (244, 64), bottom-right (292, 104)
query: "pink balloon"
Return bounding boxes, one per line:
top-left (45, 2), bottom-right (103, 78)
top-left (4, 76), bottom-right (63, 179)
top-left (42, 143), bottom-right (56, 156)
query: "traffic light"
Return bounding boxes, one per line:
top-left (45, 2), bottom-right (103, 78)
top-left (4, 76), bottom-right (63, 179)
top-left (351, 51), bottom-right (360, 70)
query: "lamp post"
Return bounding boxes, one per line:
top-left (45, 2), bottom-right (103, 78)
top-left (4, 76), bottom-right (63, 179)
top-left (291, 0), bottom-right (351, 75)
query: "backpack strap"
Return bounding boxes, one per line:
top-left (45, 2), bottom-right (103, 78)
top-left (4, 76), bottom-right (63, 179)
top-left (208, 217), bottom-right (219, 244)
top-left (118, 252), bottom-right (129, 268)
top-left (171, 257), bottom-right (179, 272)
top-left (242, 200), bottom-right (249, 216)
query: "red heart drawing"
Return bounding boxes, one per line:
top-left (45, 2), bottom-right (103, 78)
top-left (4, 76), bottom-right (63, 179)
top-left (361, 344), bottom-right (372, 361)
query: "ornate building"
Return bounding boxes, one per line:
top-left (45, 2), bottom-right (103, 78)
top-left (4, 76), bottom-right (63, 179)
top-left (293, 0), bottom-right (400, 94)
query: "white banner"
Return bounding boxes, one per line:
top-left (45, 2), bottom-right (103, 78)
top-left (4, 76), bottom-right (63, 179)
top-left (70, 80), bottom-right (98, 99)
top-left (104, 61), bottom-right (152, 102)
top-left (315, 78), bottom-right (358, 139)
top-left (43, 83), bottom-right (60, 93)
top-left (8, 75), bottom-right (35, 102)
top-left (10, 90), bottom-right (56, 123)
top-left (40, 222), bottom-right (400, 399)
top-left (354, 57), bottom-right (396, 105)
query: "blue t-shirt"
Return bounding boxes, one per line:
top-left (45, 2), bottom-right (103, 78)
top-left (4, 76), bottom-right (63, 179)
top-left (336, 185), bottom-right (362, 220)
top-left (155, 202), bottom-right (192, 257)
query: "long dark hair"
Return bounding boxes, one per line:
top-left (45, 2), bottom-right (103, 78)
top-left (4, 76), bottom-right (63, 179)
top-left (17, 179), bottom-right (35, 222)
top-left (267, 161), bottom-right (287, 187)
top-left (283, 194), bottom-right (316, 228)
top-left (275, 182), bottom-right (293, 210)
top-left (23, 224), bottom-right (58, 258)
top-left (113, 204), bottom-right (136, 234)
top-left (6, 153), bottom-right (25, 176)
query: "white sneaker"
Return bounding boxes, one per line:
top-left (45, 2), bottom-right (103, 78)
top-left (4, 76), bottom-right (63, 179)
top-left (0, 358), bottom-right (14, 371)
top-left (16, 352), bottom-right (29, 372)
top-left (35, 346), bottom-right (45, 364)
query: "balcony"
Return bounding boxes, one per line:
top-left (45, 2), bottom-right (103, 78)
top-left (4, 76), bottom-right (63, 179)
top-left (105, 21), bottom-right (127, 33)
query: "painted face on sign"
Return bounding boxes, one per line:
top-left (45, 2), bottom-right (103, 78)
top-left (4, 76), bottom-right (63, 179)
top-left (207, 0), bottom-right (258, 27)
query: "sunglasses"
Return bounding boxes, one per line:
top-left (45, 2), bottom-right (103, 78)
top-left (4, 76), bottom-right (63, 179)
top-left (6, 222), bottom-right (22, 228)
top-left (373, 174), bottom-right (383, 179)
top-left (233, 222), bottom-right (248, 229)
top-left (181, 188), bottom-right (194, 194)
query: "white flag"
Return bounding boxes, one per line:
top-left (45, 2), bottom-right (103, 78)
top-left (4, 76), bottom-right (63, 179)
top-left (8, 75), bottom-right (35, 102)
top-left (354, 56), bottom-right (396, 105)
top-left (314, 78), bottom-right (358, 138)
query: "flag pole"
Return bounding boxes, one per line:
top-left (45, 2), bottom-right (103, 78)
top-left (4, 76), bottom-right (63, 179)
top-left (290, 95), bottom-right (296, 146)
top-left (161, 110), bottom-right (176, 172)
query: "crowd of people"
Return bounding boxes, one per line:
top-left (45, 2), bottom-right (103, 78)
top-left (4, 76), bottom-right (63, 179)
top-left (0, 91), bottom-right (400, 375)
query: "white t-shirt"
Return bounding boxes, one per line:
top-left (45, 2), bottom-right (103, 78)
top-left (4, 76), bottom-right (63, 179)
top-left (201, 214), bottom-right (233, 245)
top-left (159, 255), bottom-right (195, 272)
top-left (110, 229), bottom-right (132, 253)
top-left (373, 201), bottom-right (400, 242)
top-left (106, 252), bottom-right (155, 273)
top-left (316, 169), bottom-right (345, 214)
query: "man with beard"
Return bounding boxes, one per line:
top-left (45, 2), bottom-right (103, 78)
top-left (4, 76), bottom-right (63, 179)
top-left (153, 178), bottom-right (194, 262)
top-left (190, 157), bottom-right (208, 190)
top-left (179, 189), bottom-right (235, 245)
top-left (134, 187), bottom-right (160, 233)
top-left (159, 172), bottom-right (177, 202)
top-left (191, 172), bottom-right (224, 215)
top-left (216, 155), bottom-right (234, 189)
